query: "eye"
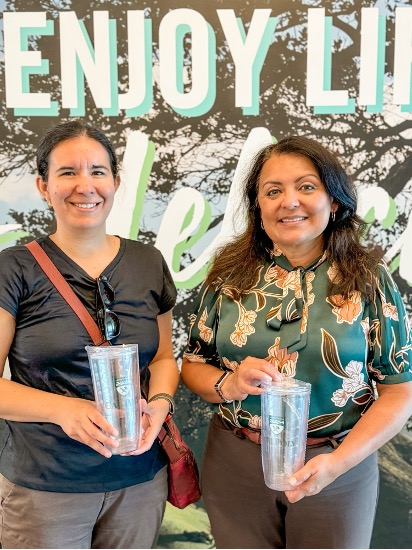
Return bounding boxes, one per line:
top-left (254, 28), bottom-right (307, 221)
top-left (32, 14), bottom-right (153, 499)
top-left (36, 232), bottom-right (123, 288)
top-left (91, 168), bottom-right (108, 177)
top-left (267, 188), bottom-right (281, 197)
top-left (299, 182), bottom-right (316, 191)
top-left (60, 170), bottom-right (75, 176)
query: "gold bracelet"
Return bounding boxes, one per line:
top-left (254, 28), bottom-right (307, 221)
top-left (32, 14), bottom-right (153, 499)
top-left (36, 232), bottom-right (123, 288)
top-left (147, 393), bottom-right (175, 414)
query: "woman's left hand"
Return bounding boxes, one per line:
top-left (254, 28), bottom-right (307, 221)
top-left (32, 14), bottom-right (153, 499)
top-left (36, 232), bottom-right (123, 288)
top-left (283, 453), bottom-right (341, 503)
top-left (285, 382), bottom-right (412, 502)
top-left (120, 398), bottom-right (169, 456)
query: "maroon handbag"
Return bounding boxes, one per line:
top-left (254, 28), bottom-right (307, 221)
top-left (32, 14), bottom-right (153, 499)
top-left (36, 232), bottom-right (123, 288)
top-left (25, 240), bottom-right (201, 509)
top-left (158, 415), bottom-right (201, 508)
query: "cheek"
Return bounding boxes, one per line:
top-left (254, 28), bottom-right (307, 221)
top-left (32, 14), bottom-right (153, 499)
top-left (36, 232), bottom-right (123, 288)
top-left (315, 201), bottom-right (333, 225)
top-left (258, 199), bottom-right (275, 220)
top-left (99, 181), bottom-right (117, 196)
top-left (51, 184), bottom-right (63, 196)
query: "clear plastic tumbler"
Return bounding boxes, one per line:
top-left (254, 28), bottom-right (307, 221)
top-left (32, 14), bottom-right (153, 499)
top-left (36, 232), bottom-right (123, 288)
top-left (261, 378), bottom-right (311, 491)
top-left (86, 344), bottom-right (141, 455)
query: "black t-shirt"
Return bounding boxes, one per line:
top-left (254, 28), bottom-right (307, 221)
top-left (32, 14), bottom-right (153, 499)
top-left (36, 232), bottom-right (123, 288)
top-left (0, 236), bottom-right (177, 492)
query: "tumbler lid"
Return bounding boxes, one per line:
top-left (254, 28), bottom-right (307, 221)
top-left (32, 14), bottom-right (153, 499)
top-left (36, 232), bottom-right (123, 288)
top-left (262, 377), bottom-right (311, 395)
top-left (85, 343), bottom-right (139, 358)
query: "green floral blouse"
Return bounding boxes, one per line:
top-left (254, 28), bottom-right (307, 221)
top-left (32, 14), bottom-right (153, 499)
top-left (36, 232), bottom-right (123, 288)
top-left (184, 249), bottom-right (412, 436)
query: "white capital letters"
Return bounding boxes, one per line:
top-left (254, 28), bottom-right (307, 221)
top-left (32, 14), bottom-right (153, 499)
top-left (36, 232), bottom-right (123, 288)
top-left (159, 9), bottom-right (213, 111)
top-left (306, 8), bottom-right (349, 107)
top-left (60, 11), bottom-right (112, 109)
top-left (359, 8), bottom-right (380, 106)
top-left (119, 11), bottom-right (152, 112)
top-left (217, 9), bottom-right (276, 110)
top-left (393, 8), bottom-right (412, 106)
top-left (3, 12), bottom-right (52, 108)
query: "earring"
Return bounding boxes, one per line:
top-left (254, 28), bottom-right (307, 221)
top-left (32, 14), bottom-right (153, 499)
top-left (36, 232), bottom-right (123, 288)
top-left (47, 200), bottom-right (53, 209)
top-left (261, 220), bottom-right (265, 230)
top-left (331, 211), bottom-right (336, 222)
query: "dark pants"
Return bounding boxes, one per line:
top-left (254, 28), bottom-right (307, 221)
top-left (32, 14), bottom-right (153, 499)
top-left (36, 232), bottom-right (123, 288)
top-left (202, 413), bottom-right (379, 549)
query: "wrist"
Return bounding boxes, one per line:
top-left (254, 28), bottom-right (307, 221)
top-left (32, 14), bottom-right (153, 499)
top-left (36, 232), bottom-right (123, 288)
top-left (147, 392), bottom-right (175, 415)
top-left (47, 393), bottom-right (69, 424)
top-left (214, 371), bottom-right (234, 403)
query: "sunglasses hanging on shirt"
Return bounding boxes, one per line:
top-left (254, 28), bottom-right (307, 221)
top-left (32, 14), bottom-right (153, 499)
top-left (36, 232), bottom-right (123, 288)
top-left (96, 275), bottom-right (121, 342)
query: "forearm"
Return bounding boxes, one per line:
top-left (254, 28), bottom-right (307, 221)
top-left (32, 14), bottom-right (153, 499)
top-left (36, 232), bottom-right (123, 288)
top-left (0, 377), bottom-right (67, 423)
top-left (130, 357), bottom-right (180, 455)
top-left (181, 356), bottom-right (283, 403)
top-left (331, 381), bottom-right (412, 476)
top-left (148, 357), bottom-right (179, 399)
top-left (0, 376), bottom-right (121, 457)
top-left (181, 358), bottom-right (226, 403)
top-left (285, 381), bottom-right (412, 502)
top-left (147, 310), bottom-right (180, 400)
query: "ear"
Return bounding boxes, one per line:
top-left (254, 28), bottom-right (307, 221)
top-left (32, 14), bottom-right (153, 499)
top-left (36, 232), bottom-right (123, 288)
top-left (114, 174), bottom-right (121, 193)
top-left (331, 201), bottom-right (338, 213)
top-left (36, 176), bottom-right (50, 203)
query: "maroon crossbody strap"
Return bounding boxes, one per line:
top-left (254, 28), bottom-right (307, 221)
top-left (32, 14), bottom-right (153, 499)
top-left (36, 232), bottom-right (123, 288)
top-left (25, 240), bottom-right (107, 346)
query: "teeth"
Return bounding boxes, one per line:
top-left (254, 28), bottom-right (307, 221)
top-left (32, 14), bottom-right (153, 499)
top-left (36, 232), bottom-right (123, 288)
top-left (281, 217), bottom-right (305, 223)
top-left (74, 203), bottom-right (97, 209)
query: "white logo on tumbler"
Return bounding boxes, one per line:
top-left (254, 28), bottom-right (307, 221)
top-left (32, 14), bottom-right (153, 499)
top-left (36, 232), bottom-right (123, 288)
top-left (269, 415), bottom-right (285, 435)
top-left (115, 377), bottom-right (132, 397)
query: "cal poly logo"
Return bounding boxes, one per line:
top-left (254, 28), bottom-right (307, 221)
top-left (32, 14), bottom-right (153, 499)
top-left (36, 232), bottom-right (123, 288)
top-left (115, 377), bottom-right (132, 397)
top-left (269, 415), bottom-right (285, 435)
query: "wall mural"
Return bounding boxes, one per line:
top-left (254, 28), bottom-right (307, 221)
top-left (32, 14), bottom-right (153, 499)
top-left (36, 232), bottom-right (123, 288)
top-left (0, 1), bottom-right (411, 548)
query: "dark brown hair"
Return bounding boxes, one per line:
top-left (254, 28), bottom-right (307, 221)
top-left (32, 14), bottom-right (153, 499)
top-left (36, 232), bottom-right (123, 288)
top-left (206, 136), bottom-right (380, 302)
top-left (36, 120), bottom-right (119, 181)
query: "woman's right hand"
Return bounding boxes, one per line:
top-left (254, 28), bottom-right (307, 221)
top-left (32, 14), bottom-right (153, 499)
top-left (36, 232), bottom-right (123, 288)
top-left (223, 356), bottom-right (283, 401)
top-left (54, 396), bottom-right (119, 458)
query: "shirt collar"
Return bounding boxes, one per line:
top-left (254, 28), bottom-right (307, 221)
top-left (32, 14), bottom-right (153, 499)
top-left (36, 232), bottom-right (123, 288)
top-left (269, 244), bottom-right (327, 272)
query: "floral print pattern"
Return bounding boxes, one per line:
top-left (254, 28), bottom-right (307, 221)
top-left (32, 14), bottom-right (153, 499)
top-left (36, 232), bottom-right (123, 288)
top-left (230, 306), bottom-right (257, 347)
top-left (266, 337), bottom-right (298, 377)
top-left (327, 292), bottom-right (363, 324)
top-left (185, 253), bottom-right (412, 436)
top-left (198, 309), bottom-right (213, 344)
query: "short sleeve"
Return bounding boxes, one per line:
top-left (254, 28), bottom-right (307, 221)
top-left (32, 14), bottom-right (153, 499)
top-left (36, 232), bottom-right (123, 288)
top-left (183, 282), bottom-right (222, 368)
top-left (158, 255), bottom-right (177, 314)
top-left (367, 262), bottom-right (412, 384)
top-left (0, 247), bottom-right (26, 317)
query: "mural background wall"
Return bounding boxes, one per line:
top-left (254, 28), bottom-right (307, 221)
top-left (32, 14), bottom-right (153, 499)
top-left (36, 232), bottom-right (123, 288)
top-left (0, 1), bottom-right (411, 547)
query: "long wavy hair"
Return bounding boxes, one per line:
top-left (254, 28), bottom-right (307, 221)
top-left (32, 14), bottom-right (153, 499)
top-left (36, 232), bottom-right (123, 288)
top-left (205, 136), bottom-right (380, 302)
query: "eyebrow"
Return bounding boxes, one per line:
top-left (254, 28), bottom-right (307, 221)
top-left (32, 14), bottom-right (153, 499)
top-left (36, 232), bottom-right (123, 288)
top-left (261, 173), bottom-right (320, 187)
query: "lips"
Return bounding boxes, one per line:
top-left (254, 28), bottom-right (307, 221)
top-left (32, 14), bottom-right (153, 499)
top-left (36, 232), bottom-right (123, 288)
top-left (72, 203), bottom-right (98, 209)
top-left (280, 216), bottom-right (306, 223)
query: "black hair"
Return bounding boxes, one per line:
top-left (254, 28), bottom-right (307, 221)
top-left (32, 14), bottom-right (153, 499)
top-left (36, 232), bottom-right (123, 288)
top-left (36, 120), bottom-right (118, 181)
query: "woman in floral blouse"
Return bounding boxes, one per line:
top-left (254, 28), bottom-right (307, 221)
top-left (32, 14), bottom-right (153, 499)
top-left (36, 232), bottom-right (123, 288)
top-left (181, 136), bottom-right (412, 549)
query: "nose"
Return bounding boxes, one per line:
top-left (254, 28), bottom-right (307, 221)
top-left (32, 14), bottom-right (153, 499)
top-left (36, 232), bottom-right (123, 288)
top-left (75, 174), bottom-right (95, 195)
top-left (281, 189), bottom-right (300, 209)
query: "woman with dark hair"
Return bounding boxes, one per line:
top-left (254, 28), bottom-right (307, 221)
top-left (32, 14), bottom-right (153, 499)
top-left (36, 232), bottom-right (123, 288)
top-left (0, 121), bottom-right (179, 549)
top-left (181, 136), bottom-right (412, 549)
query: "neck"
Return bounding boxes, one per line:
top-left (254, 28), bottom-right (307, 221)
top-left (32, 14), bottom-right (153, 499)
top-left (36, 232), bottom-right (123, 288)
top-left (277, 238), bottom-right (324, 268)
top-left (49, 229), bottom-right (112, 258)
top-left (48, 228), bottom-right (120, 279)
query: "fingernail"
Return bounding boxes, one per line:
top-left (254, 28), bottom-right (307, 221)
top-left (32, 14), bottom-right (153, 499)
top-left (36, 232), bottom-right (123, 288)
top-left (289, 477), bottom-right (297, 485)
top-left (263, 374), bottom-right (272, 382)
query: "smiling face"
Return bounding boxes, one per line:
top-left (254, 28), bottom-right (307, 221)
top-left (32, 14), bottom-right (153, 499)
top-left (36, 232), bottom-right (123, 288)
top-left (37, 135), bottom-right (120, 236)
top-left (257, 153), bottom-right (337, 266)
